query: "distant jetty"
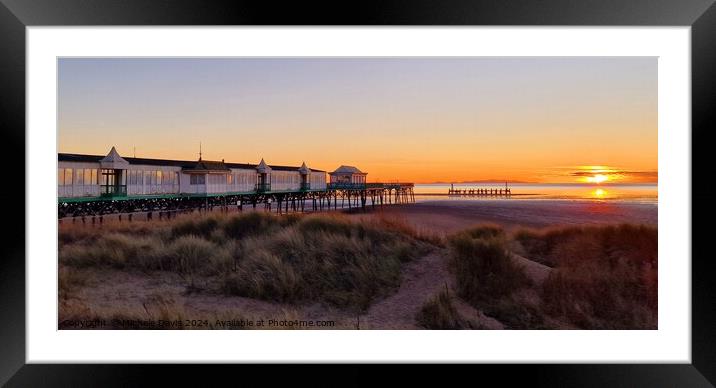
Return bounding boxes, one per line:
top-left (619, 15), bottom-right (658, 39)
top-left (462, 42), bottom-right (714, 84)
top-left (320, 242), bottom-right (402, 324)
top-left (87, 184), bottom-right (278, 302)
top-left (448, 183), bottom-right (511, 197)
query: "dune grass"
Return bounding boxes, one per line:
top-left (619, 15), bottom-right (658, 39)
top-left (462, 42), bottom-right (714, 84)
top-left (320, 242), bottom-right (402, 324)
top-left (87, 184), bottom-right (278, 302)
top-left (511, 224), bottom-right (657, 329)
top-left (415, 287), bottom-right (468, 329)
top-left (59, 212), bottom-right (657, 329)
top-left (59, 211), bottom-right (434, 312)
top-left (58, 266), bottom-right (90, 301)
top-left (446, 223), bottom-right (657, 329)
top-left (58, 293), bottom-right (293, 330)
top-left (221, 215), bottom-right (428, 310)
top-left (448, 225), bottom-right (532, 302)
top-left (446, 225), bottom-right (539, 329)
top-left (524, 224), bottom-right (658, 329)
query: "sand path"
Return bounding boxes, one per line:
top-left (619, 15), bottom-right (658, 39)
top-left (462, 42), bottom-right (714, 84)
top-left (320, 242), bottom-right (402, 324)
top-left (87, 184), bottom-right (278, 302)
top-left (359, 250), bottom-right (504, 329)
top-left (359, 251), bottom-right (450, 329)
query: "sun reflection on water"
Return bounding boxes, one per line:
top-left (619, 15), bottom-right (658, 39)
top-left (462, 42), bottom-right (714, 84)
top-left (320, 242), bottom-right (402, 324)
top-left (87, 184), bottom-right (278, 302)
top-left (592, 188), bottom-right (607, 198)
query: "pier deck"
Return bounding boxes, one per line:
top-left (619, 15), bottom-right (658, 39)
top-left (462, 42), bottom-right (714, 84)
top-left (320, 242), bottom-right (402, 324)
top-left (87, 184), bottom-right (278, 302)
top-left (58, 183), bottom-right (415, 219)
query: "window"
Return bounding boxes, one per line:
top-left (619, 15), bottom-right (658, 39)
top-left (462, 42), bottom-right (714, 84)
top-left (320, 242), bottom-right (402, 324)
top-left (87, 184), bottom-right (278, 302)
top-left (175, 172), bottom-right (180, 185)
top-left (75, 169), bottom-right (84, 185)
top-left (58, 169), bottom-right (65, 186)
top-left (228, 174), bottom-right (233, 185)
top-left (190, 174), bottom-right (205, 185)
top-left (157, 170), bottom-right (163, 185)
top-left (91, 169), bottom-right (97, 185)
top-left (84, 169), bottom-right (92, 185)
top-left (144, 171), bottom-right (151, 186)
top-left (208, 174), bottom-right (223, 185)
top-left (100, 169), bottom-right (115, 186)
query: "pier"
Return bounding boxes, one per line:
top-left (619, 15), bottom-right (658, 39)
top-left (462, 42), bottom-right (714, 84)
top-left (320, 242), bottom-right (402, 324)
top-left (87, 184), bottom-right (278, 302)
top-left (447, 183), bottom-right (511, 197)
top-left (57, 148), bottom-right (417, 220)
top-left (57, 183), bottom-right (415, 219)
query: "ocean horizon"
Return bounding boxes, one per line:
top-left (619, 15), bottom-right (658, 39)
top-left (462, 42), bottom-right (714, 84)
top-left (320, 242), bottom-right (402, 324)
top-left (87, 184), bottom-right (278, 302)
top-left (413, 182), bottom-right (657, 202)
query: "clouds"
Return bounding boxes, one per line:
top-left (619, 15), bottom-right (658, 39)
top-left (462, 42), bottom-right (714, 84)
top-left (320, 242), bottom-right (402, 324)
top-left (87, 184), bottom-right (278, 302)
top-left (569, 168), bottom-right (658, 183)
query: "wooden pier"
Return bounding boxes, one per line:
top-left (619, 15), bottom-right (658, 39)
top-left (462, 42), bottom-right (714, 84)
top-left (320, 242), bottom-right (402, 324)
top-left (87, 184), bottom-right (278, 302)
top-left (448, 183), bottom-right (511, 197)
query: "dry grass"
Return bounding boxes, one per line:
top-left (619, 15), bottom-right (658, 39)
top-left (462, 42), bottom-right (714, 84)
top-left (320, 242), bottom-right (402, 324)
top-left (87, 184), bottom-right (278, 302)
top-left (447, 223), bottom-right (657, 329)
top-left (370, 213), bottom-right (446, 247)
top-left (446, 225), bottom-right (540, 329)
top-left (58, 294), bottom-right (262, 330)
top-left (512, 224), bottom-right (658, 329)
top-left (58, 266), bottom-right (90, 301)
top-left (59, 211), bottom-right (434, 312)
top-left (531, 224), bottom-right (658, 329)
top-left (448, 225), bottom-right (532, 301)
top-left (415, 287), bottom-right (468, 329)
top-left (221, 214), bottom-right (431, 311)
top-left (59, 212), bottom-right (657, 329)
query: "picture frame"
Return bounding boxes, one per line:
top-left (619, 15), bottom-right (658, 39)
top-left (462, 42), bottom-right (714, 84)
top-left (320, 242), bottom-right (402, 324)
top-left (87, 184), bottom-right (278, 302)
top-left (1, 0), bottom-right (714, 385)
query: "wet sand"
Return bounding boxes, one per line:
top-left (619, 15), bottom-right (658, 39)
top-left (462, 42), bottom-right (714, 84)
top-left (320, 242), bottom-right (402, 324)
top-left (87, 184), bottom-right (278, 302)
top-left (360, 199), bottom-right (657, 235)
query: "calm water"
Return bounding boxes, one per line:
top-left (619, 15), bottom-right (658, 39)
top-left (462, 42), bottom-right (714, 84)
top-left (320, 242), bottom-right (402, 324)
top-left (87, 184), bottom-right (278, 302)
top-left (413, 183), bottom-right (657, 203)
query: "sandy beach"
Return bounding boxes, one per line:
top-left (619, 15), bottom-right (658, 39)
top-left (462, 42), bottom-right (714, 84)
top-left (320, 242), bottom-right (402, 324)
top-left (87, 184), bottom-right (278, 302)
top-left (359, 199), bottom-right (657, 235)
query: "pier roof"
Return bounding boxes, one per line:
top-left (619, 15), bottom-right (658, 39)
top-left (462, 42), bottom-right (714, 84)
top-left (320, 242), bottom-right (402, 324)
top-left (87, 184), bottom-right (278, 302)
top-left (298, 162), bottom-right (310, 174)
top-left (58, 152), bottom-right (325, 172)
top-left (186, 159), bottom-right (230, 172)
top-left (331, 165), bottom-right (366, 174)
top-left (256, 158), bottom-right (272, 173)
top-left (99, 146), bottom-right (129, 169)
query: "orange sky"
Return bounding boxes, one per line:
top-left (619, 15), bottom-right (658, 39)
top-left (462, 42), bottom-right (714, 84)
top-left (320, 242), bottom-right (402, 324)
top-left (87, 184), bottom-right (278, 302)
top-left (58, 58), bottom-right (657, 184)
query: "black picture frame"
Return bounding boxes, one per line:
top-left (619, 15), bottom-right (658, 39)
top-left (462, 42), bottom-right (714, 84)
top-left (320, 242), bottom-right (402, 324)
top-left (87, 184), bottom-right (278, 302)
top-left (1, 0), bottom-right (714, 386)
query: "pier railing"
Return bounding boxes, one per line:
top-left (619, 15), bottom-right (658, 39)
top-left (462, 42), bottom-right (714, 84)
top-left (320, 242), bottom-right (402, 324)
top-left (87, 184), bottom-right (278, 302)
top-left (379, 183), bottom-right (414, 189)
top-left (328, 182), bottom-right (415, 190)
top-left (328, 183), bottom-right (366, 190)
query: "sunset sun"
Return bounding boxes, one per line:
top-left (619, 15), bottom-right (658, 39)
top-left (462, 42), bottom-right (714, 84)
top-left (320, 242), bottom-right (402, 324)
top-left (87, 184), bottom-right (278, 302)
top-left (586, 174), bottom-right (609, 184)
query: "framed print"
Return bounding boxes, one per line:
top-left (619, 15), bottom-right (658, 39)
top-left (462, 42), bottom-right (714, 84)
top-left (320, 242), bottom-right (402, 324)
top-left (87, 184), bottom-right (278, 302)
top-left (2, 0), bottom-right (715, 386)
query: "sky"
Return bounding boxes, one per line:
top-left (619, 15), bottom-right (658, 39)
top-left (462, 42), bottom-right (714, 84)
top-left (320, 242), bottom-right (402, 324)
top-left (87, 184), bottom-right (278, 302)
top-left (58, 57), bottom-right (657, 184)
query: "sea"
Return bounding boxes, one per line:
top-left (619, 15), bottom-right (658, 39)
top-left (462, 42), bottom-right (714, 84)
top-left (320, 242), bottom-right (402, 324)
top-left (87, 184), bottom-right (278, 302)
top-left (413, 183), bottom-right (658, 204)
